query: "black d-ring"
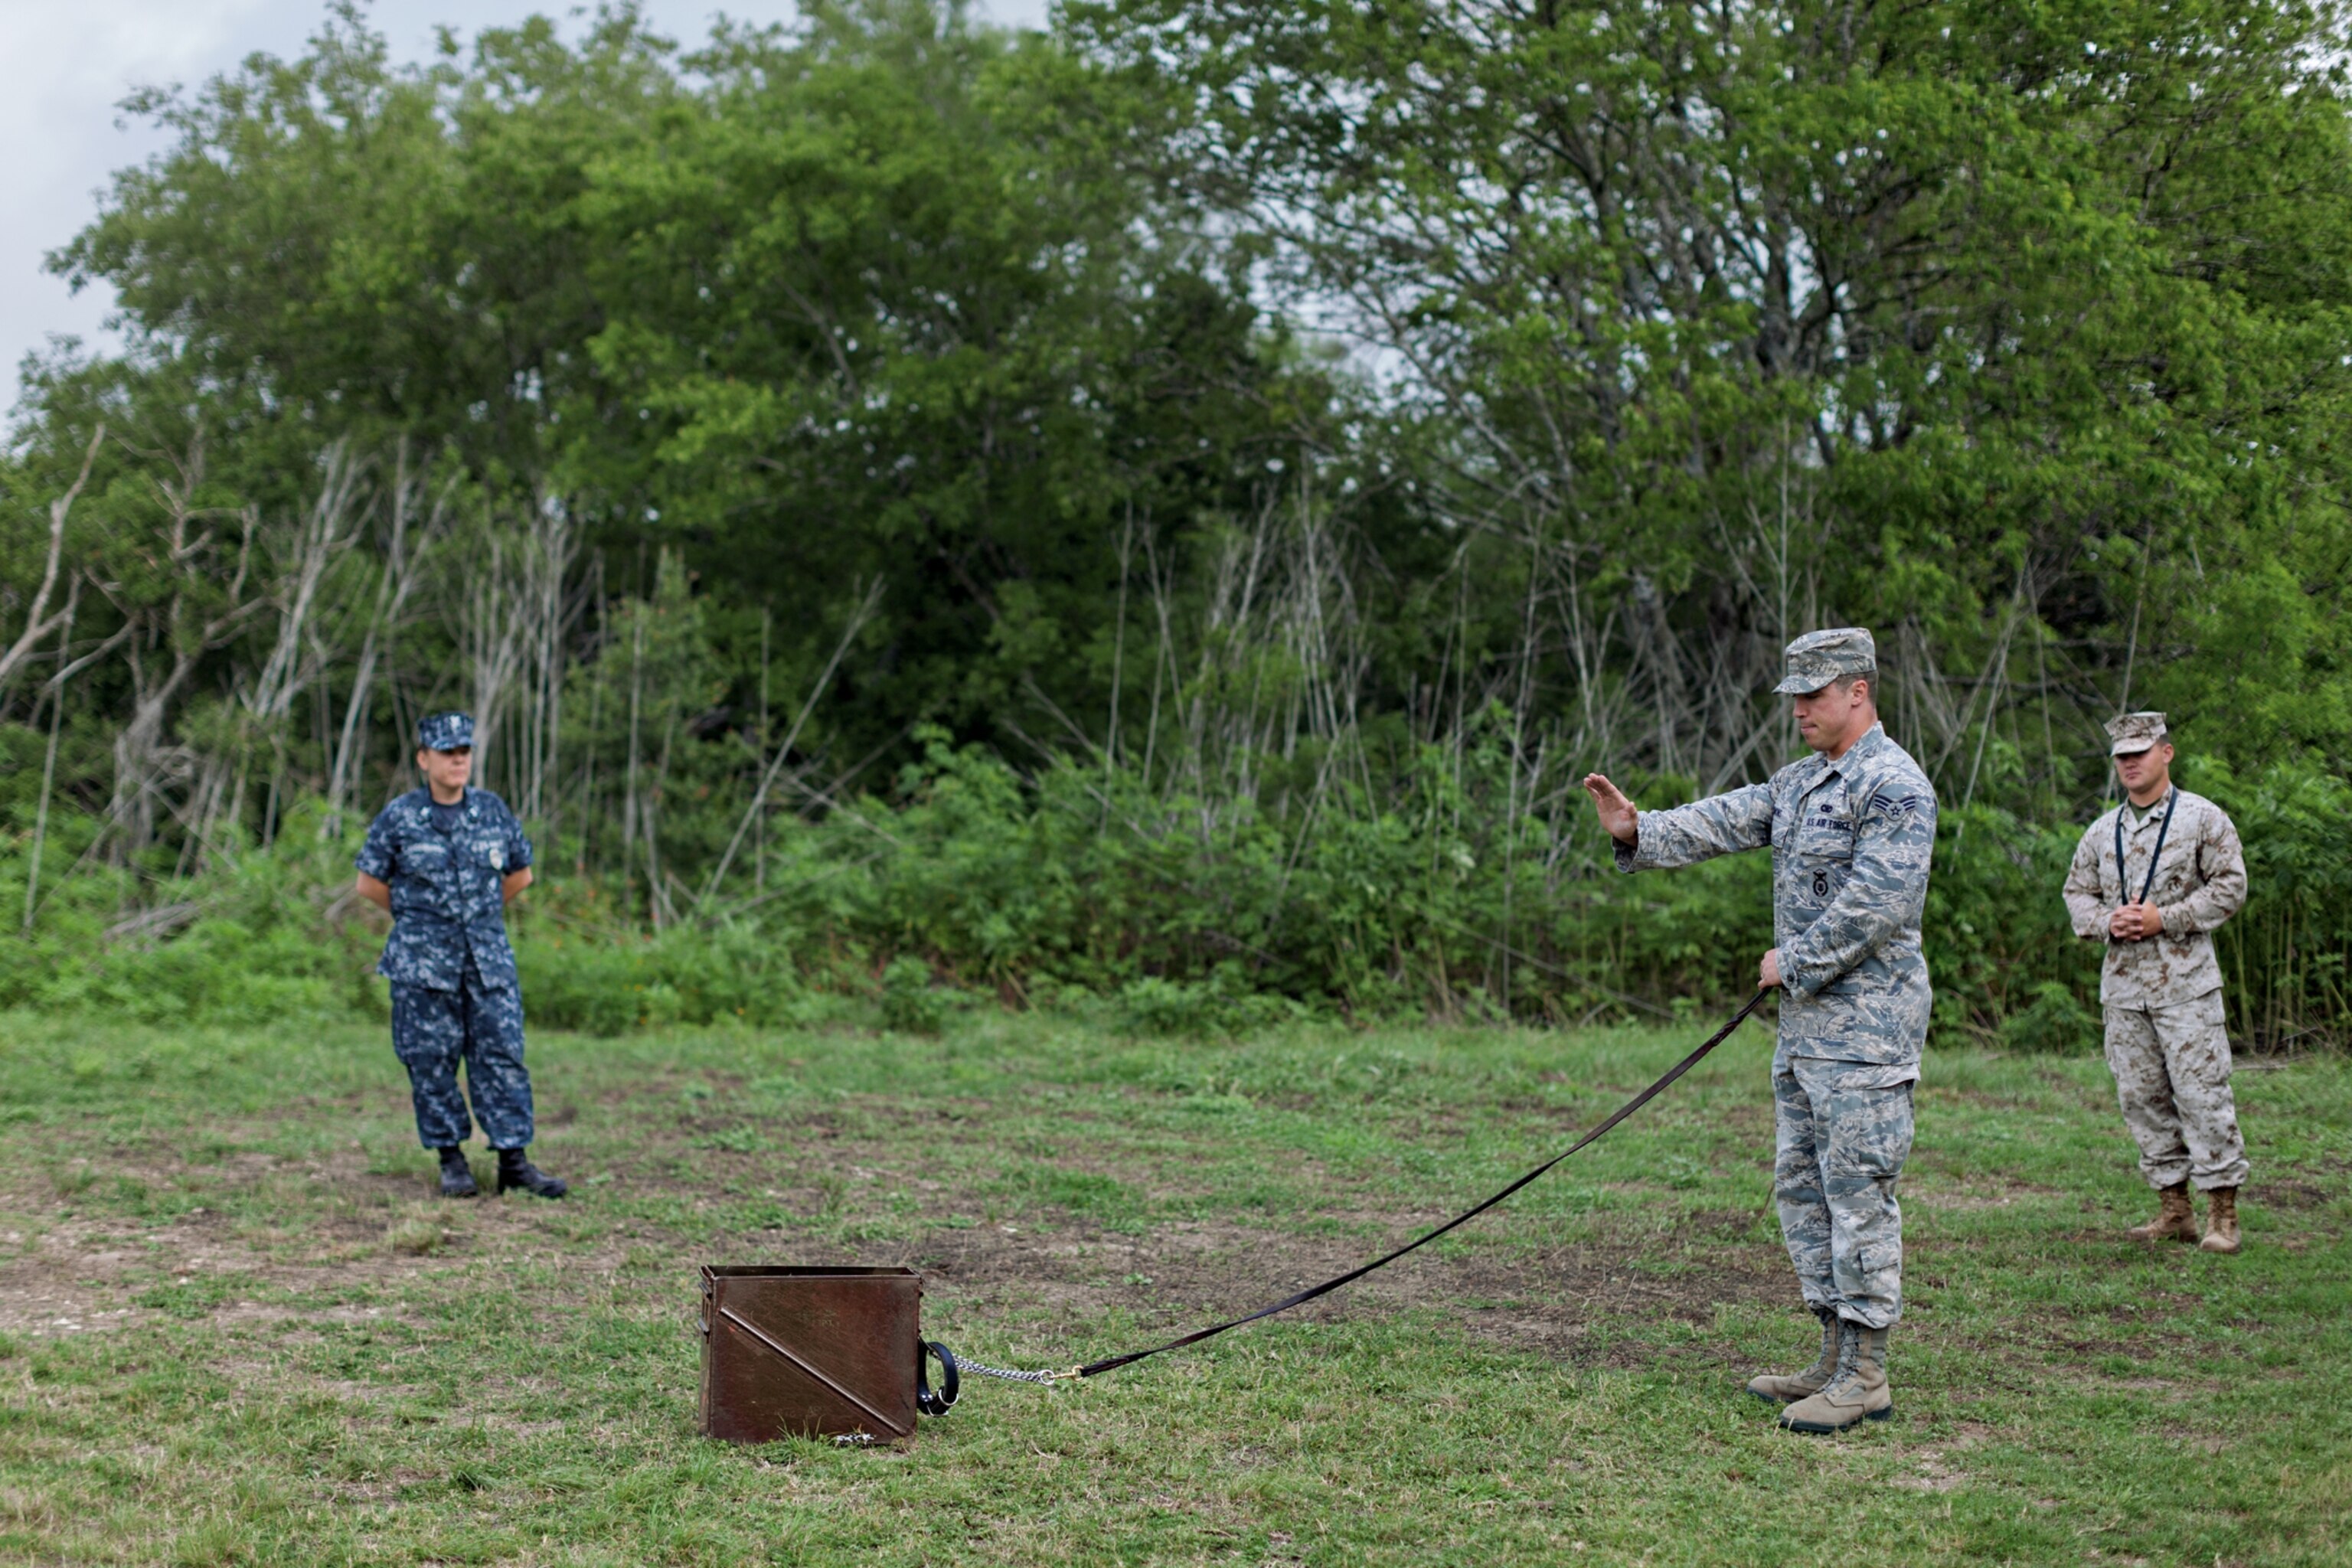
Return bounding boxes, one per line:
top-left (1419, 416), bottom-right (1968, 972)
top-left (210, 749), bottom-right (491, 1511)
top-left (916, 1339), bottom-right (960, 1416)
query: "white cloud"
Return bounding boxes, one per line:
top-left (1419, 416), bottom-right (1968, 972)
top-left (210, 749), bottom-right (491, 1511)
top-left (4, 0), bottom-right (1052, 410)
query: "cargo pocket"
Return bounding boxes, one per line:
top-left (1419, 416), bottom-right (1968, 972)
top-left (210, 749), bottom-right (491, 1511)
top-left (1852, 1238), bottom-right (1902, 1278)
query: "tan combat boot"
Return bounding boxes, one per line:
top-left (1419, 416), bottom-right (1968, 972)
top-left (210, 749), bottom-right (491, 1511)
top-left (1779, 1323), bottom-right (1893, 1433)
top-left (2125, 1181), bottom-right (2197, 1243)
top-left (1747, 1307), bottom-right (1844, 1405)
top-left (2198, 1186), bottom-right (2241, 1254)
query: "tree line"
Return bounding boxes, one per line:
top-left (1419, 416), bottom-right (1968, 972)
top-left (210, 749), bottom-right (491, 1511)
top-left (4, 0), bottom-right (2350, 1041)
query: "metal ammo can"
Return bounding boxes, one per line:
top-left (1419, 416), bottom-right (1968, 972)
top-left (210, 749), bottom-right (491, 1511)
top-left (697, 1265), bottom-right (926, 1443)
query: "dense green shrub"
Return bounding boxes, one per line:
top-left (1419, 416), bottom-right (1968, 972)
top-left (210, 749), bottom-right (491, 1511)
top-left (0, 805), bottom-right (381, 1026)
top-left (514, 922), bottom-right (838, 1035)
top-left (5, 749), bottom-right (2344, 1051)
top-left (877, 956), bottom-right (952, 1035)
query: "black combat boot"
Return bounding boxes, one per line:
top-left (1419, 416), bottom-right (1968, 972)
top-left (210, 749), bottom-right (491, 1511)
top-left (495, 1148), bottom-right (567, 1198)
top-left (437, 1146), bottom-right (479, 1198)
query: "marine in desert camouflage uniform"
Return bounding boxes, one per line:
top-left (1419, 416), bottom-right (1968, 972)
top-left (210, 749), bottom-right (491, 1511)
top-left (1583, 628), bottom-right (1936, 1434)
top-left (2061, 712), bottom-right (2249, 1254)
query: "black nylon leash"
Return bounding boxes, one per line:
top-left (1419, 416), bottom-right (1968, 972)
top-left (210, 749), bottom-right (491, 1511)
top-left (916, 988), bottom-right (1769, 1404)
top-left (1065, 986), bottom-right (1773, 1379)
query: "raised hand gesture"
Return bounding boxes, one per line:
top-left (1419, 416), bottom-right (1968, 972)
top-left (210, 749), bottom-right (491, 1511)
top-left (1581, 773), bottom-right (1639, 846)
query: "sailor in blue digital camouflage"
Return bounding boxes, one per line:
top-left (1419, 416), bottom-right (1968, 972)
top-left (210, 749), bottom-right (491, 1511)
top-left (1583, 627), bottom-right (1936, 1433)
top-left (354, 711), bottom-right (567, 1200)
top-left (2062, 712), bottom-right (2249, 1254)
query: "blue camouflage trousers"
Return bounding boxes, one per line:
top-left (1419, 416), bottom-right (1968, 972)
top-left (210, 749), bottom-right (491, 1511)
top-left (388, 972), bottom-right (535, 1150)
top-left (1773, 1056), bottom-right (1916, 1329)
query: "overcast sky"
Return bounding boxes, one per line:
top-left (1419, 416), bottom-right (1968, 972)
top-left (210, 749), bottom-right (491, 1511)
top-left (3, 0), bottom-right (1052, 407)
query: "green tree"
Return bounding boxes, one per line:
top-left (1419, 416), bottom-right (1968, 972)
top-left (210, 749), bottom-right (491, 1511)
top-left (1067, 0), bottom-right (2352, 793)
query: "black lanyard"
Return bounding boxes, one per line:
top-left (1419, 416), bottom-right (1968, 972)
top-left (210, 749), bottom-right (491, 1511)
top-left (1068, 989), bottom-right (1772, 1379)
top-left (2115, 786), bottom-right (2179, 906)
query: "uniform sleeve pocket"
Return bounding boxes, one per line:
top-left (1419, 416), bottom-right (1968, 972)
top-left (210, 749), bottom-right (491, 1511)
top-left (1797, 846), bottom-right (1851, 900)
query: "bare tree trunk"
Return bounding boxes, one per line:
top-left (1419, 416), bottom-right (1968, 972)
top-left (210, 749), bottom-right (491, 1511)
top-left (1958, 573), bottom-right (2031, 812)
top-left (645, 709), bottom-right (677, 931)
top-left (622, 611), bottom-right (646, 923)
top-left (198, 448), bottom-right (368, 853)
top-left (329, 443), bottom-right (445, 833)
top-left (22, 580), bottom-right (79, 933)
top-left (530, 502), bottom-right (576, 850)
top-left (1107, 505), bottom-right (1134, 782)
top-left (694, 580), bottom-right (884, 913)
top-left (456, 501), bottom-right (577, 815)
top-left (579, 553), bottom-right (607, 877)
top-left (518, 497), bottom-right (579, 828)
top-left (756, 606), bottom-right (772, 893)
top-left (0, 423), bottom-right (103, 699)
top-left (462, 529), bottom-right (528, 799)
top-left (100, 436), bottom-right (269, 865)
top-left (248, 449), bottom-right (362, 724)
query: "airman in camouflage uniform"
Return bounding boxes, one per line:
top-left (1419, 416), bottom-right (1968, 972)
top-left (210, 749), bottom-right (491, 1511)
top-left (1583, 628), bottom-right (1936, 1433)
top-left (2062, 713), bottom-right (2249, 1253)
top-left (355, 712), bottom-right (566, 1200)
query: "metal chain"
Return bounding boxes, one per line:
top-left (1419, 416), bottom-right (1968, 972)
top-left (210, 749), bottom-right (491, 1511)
top-left (952, 1357), bottom-right (1077, 1385)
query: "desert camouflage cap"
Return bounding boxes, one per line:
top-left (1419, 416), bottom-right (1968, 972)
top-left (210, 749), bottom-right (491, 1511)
top-left (417, 711), bottom-right (475, 752)
top-left (2105, 710), bottom-right (2169, 756)
top-left (1773, 627), bottom-right (1877, 694)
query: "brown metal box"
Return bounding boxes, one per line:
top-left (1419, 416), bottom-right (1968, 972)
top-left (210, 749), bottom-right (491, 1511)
top-left (697, 1266), bottom-right (924, 1443)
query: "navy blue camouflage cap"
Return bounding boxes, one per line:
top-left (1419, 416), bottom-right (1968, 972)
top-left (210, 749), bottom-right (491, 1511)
top-left (1773, 627), bottom-right (1877, 695)
top-left (417, 711), bottom-right (475, 752)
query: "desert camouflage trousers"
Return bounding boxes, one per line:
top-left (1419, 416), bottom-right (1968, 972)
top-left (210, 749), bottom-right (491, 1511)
top-left (2103, 991), bottom-right (2248, 1191)
top-left (389, 969), bottom-right (535, 1151)
top-left (1773, 1056), bottom-right (1916, 1329)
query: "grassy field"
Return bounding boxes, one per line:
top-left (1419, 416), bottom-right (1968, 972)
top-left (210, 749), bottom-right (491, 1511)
top-left (0, 1006), bottom-right (2345, 1566)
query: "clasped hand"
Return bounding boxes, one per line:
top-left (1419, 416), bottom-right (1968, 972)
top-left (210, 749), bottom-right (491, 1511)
top-left (2109, 900), bottom-right (2162, 942)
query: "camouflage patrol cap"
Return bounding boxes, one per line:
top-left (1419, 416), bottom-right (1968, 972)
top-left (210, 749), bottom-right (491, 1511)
top-left (2105, 710), bottom-right (2169, 756)
top-left (417, 711), bottom-right (475, 752)
top-left (1773, 627), bottom-right (1877, 695)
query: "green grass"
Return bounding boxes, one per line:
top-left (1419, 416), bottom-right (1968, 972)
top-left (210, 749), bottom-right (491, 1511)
top-left (0, 1008), bottom-right (2345, 1566)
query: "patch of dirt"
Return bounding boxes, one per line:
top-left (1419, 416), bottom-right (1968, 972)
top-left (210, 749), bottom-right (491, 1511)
top-left (1676, 1207), bottom-right (1768, 1241)
top-left (1890, 1449), bottom-right (1968, 1492)
top-left (0, 1142), bottom-right (616, 1340)
top-left (0, 1217), bottom-right (438, 1341)
top-left (2258, 1180), bottom-right (2328, 1210)
top-left (0, 1273), bottom-right (136, 1339)
top-left (0, 1085), bottom-right (1841, 1376)
top-left (211, 1301), bottom-right (416, 1328)
top-left (2098, 1370), bottom-right (2229, 1405)
top-left (2095, 1293), bottom-right (2201, 1330)
top-left (2161, 1425), bottom-right (2229, 1455)
top-left (0, 1157), bottom-right (1795, 1363)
